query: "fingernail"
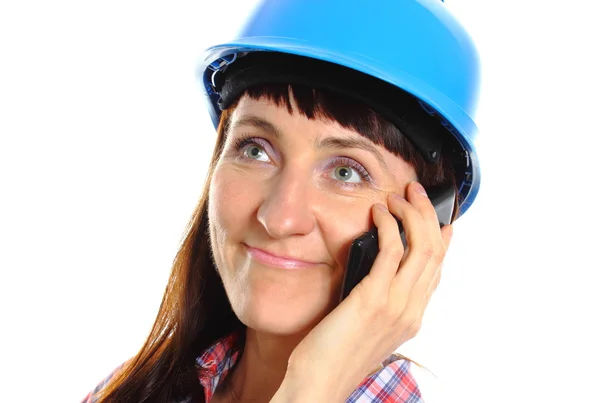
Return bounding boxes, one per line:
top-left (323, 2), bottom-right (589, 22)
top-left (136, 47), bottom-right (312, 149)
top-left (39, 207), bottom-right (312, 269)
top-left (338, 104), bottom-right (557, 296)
top-left (412, 181), bottom-right (428, 197)
top-left (375, 203), bottom-right (388, 211)
top-left (390, 192), bottom-right (403, 201)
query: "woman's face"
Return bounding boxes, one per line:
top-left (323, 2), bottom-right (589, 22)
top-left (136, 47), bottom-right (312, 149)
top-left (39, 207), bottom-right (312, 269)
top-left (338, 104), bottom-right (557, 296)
top-left (208, 95), bottom-right (417, 335)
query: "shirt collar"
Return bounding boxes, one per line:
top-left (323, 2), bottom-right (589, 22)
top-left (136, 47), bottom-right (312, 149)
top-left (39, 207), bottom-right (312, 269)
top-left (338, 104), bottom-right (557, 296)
top-left (195, 328), bottom-right (245, 400)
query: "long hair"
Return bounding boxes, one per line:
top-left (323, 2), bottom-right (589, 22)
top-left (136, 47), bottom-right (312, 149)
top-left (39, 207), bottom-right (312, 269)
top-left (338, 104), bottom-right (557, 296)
top-left (92, 83), bottom-right (459, 402)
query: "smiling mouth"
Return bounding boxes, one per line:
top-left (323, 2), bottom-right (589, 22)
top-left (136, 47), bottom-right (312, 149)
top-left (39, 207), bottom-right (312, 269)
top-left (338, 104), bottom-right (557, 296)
top-left (243, 244), bottom-right (321, 269)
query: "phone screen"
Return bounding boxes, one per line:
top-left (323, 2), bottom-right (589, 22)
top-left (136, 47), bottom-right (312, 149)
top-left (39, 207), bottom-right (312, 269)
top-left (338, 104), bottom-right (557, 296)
top-left (339, 184), bottom-right (455, 302)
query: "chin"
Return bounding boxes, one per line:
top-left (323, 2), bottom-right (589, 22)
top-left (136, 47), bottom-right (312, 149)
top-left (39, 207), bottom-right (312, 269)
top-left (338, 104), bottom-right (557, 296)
top-left (231, 284), bottom-right (337, 335)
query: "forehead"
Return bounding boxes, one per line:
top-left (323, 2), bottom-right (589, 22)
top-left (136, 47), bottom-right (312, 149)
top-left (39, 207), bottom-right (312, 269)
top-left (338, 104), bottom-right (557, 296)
top-left (230, 94), bottom-right (335, 131)
top-left (229, 94), bottom-right (369, 144)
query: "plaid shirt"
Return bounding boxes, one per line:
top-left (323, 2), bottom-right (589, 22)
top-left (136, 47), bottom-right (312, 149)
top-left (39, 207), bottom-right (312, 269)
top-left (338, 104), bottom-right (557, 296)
top-left (83, 330), bottom-right (424, 403)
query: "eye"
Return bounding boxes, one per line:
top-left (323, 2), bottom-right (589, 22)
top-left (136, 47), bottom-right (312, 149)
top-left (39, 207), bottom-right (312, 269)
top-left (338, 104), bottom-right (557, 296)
top-left (327, 157), bottom-right (372, 186)
top-left (332, 166), bottom-right (361, 183)
top-left (243, 144), bottom-right (269, 162)
top-left (233, 135), bottom-right (271, 162)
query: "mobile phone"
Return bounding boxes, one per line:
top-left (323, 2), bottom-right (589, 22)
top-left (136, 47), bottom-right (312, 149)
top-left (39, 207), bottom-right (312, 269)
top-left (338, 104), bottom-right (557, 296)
top-left (339, 184), bottom-right (455, 302)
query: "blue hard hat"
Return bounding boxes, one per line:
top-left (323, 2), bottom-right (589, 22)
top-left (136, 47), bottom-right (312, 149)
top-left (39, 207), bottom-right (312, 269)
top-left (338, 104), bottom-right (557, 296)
top-left (197, 0), bottom-right (481, 218)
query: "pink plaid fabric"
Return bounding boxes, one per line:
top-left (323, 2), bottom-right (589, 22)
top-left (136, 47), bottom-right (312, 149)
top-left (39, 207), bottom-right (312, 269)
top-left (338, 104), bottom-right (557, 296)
top-left (83, 330), bottom-right (424, 402)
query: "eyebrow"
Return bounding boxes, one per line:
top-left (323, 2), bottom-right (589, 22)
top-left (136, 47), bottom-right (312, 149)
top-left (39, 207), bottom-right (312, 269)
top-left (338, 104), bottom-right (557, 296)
top-left (315, 136), bottom-right (388, 172)
top-left (230, 115), bottom-right (282, 138)
top-left (230, 115), bottom-right (388, 172)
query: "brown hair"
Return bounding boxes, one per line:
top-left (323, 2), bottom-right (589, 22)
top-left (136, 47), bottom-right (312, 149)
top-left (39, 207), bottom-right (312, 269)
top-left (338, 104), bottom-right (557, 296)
top-left (91, 83), bottom-right (458, 402)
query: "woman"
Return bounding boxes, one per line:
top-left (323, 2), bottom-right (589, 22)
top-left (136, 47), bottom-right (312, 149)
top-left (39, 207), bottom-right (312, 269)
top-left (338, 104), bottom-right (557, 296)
top-left (83, 0), bottom-right (481, 402)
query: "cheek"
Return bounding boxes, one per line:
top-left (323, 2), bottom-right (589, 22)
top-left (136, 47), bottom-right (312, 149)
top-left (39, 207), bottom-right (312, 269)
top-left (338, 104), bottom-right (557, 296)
top-left (317, 199), bottom-right (375, 273)
top-left (207, 166), bottom-right (258, 279)
top-left (208, 170), bottom-right (256, 312)
top-left (209, 166), bottom-right (260, 235)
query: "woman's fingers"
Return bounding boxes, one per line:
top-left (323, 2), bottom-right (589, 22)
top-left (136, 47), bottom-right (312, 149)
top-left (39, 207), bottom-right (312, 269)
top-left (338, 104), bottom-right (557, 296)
top-left (367, 202), bottom-right (405, 290)
top-left (387, 185), bottom-right (435, 300)
top-left (422, 223), bottom-right (453, 304)
top-left (357, 181), bottom-right (452, 335)
top-left (388, 182), bottom-right (451, 322)
top-left (415, 222), bottom-right (453, 312)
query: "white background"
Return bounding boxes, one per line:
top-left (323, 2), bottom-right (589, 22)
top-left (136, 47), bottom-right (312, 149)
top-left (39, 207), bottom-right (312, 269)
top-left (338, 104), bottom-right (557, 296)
top-left (1, 1), bottom-right (599, 402)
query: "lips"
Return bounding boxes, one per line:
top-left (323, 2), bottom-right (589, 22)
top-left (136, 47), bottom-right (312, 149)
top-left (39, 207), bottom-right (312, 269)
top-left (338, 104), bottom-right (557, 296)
top-left (244, 244), bottom-right (321, 269)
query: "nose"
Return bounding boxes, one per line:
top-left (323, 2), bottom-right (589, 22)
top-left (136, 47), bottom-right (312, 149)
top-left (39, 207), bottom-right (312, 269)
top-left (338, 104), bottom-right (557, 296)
top-left (256, 166), bottom-right (317, 239)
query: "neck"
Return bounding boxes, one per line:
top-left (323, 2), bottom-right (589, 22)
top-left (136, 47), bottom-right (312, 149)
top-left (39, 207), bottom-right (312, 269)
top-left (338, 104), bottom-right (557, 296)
top-left (221, 327), bottom-right (308, 402)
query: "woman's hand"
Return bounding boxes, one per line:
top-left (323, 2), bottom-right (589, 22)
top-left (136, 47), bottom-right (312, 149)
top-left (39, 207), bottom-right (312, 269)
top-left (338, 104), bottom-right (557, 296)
top-left (284, 181), bottom-right (454, 401)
